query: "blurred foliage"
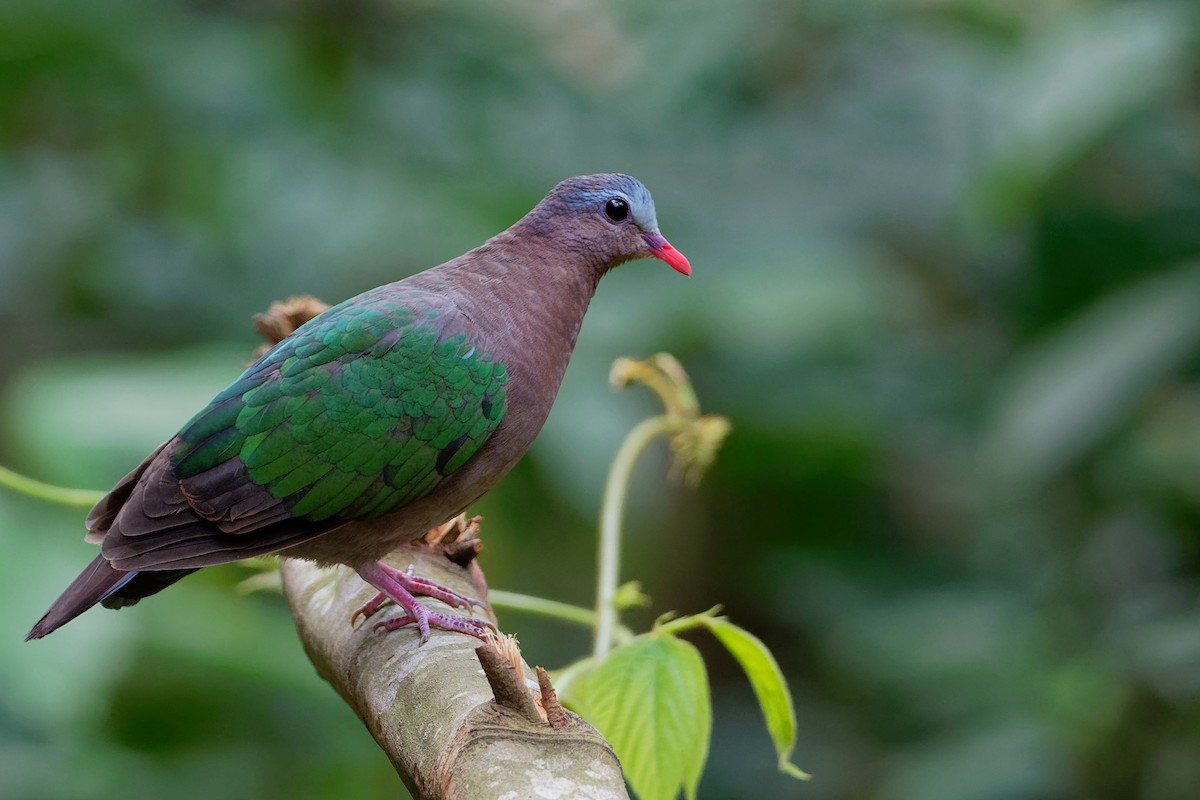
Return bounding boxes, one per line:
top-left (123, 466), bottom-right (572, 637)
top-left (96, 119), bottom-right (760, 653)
top-left (2, 0), bottom-right (1200, 798)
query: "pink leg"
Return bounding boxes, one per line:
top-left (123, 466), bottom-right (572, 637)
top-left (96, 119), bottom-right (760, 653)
top-left (354, 561), bottom-right (495, 643)
top-left (352, 563), bottom-right (484, 622)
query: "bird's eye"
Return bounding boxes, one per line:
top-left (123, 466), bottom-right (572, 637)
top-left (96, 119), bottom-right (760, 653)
top-left (604, 197), bottom-right (629, 223)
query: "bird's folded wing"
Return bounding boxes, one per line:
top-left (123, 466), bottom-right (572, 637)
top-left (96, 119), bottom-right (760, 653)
top-left (98, 288), bottom-right (508, 571)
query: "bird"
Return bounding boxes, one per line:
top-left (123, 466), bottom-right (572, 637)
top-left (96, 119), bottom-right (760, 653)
top-left (26, 173), bottom-right (690, 642)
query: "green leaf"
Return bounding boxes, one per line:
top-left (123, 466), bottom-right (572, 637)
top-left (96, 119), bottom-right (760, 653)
top-left (548, 655), bottom-right (600, 711)
top-left (700, 617), bottom-right (810, 780)
top-left (576, 634), bottom-right (712, 800)
top-left (613, 580), bottom-right (651, 610)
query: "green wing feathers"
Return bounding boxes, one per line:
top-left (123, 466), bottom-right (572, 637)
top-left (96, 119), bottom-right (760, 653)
top-left (172, 292), bottom-right (508, 524)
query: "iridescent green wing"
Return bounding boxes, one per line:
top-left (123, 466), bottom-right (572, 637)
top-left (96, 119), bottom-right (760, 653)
top-left (171, 288), bottom-right (507, 525)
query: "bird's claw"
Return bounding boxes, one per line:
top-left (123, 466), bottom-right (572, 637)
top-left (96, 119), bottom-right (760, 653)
top-left (352, 560), bottom-right (496, 642)
top-left (398, 574), bottom-right (483, 611)
top-left (371, 607), bottom-right (496, 643)
top-left (351, 591), bottom-right (390, 627)
top-left (350, 572), bottom-right (481, 628)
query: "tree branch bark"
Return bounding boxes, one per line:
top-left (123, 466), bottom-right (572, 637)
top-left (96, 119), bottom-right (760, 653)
top-left (279, 518), bottom-right (629, 800)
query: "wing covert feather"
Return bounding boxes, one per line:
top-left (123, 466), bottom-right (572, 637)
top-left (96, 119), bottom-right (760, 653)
top-left (170, 289), bottom-right (508, 529)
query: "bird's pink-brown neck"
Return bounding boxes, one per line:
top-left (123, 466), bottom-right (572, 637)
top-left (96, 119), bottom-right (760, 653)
top-left (417, 223), bottom-right (605, 444)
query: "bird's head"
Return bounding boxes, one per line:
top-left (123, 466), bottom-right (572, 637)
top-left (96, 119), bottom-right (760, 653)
top-left (533, 173), bottom-right (691, 276)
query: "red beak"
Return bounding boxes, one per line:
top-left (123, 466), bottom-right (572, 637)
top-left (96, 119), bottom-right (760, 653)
top-left (642, 233), bottom-right (691, 276)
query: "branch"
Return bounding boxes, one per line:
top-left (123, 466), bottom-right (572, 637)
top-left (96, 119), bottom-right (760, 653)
top-left (279, 517), bottom-right (629, 800)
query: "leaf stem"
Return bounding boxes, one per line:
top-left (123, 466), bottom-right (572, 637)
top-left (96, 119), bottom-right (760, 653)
top-left (490, 589), bottom-right (635, 644)
top-left (592, 415), bottom-right (684, 660)
top-left (0, 464), bottom-right (105, 508)
top-left (653, 606), bottom-right (724, 637)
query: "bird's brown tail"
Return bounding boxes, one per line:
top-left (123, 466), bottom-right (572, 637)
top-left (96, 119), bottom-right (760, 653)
top-left (25, 556), bottom-right (194, 640)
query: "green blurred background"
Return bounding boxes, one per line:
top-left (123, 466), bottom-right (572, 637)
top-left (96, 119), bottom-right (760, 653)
top-left (3, 1), bottom-right (1200, 798)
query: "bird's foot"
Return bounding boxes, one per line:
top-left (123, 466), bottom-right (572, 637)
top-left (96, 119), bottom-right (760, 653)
top-left (371, 611), bottom-right (497, 640)
top-left (351, 562), bottom-right (483, 622)
top-left (353, 561), bottom-right (494, 643)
